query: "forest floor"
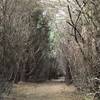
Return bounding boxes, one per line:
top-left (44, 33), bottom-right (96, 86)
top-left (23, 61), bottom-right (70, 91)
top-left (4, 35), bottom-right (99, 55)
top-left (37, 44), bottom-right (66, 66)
top-left (1, 80), bottom-right (93, 100)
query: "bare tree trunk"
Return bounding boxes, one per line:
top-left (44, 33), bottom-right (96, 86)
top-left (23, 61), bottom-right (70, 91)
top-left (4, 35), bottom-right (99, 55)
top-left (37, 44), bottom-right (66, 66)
top-left (20, 64), bottom-right (26, 82)
top-left (65, 61), bottom-right (72, 85)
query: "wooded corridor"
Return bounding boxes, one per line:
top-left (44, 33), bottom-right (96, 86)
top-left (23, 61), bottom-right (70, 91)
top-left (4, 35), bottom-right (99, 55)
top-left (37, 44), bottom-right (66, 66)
top-left (0, 0), bottom-right (100, 100)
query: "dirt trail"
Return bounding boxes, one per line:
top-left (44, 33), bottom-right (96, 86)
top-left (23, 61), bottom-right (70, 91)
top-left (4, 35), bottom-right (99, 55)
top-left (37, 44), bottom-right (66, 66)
top-left (2, 82), bottom-right (87, 100)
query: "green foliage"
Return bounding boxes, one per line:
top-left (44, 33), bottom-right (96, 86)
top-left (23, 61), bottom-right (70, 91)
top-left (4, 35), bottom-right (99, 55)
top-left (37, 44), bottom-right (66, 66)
top-left (22, 7), bottom-right (51, 82)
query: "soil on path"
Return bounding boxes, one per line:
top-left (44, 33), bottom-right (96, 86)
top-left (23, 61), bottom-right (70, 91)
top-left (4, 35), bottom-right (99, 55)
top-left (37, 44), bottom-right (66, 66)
top-left (2, 81), bottom-right (87, 100)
